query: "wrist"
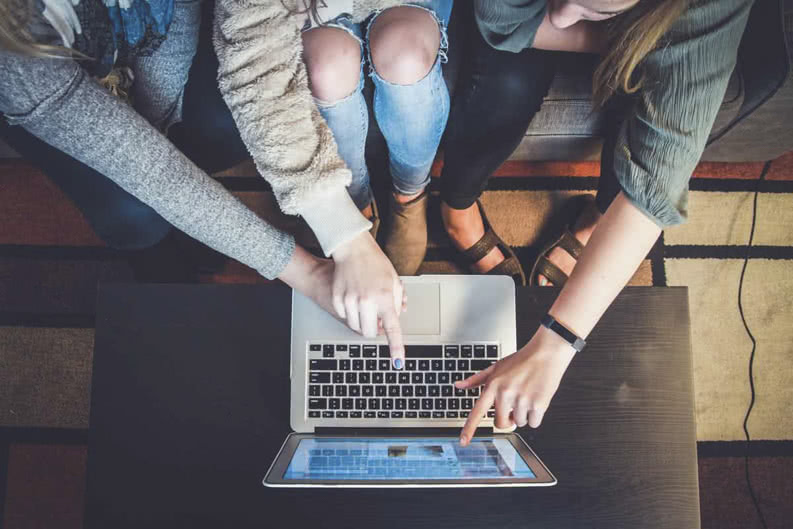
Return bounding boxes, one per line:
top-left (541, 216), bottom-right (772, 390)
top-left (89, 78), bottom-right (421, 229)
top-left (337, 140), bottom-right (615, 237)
top-left (331, 230), bottom-right (371, 262)
top-left (278, 245), bottom-right (324, 291)
top-left (532, 325), bottom-right (578, 362)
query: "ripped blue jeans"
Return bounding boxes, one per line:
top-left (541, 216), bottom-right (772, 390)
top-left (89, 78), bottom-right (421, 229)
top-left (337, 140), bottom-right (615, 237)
top-left (310, 1), bottom-right (453, 210)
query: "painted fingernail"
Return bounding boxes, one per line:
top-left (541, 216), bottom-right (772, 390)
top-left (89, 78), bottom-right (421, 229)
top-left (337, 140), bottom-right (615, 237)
top-left (539, 277), bottom-right (548, 286)
top-left (393, 358), bottom-right (403, 370)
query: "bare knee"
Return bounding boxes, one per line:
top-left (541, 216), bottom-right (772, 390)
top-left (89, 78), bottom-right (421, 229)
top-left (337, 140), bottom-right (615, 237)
top-left (302, 27), bottom-right (362, 102)
top-left (369, 7), bottom-right (441, 85)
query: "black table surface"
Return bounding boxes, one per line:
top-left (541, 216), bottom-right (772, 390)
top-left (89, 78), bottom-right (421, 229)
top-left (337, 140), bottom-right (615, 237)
top-left (85, 284), bottom-right (699, 529)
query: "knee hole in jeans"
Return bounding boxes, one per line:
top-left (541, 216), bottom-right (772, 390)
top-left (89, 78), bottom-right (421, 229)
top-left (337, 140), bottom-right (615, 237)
top-left (368, 6), bottom-right (441, 86)
top-left (302, 27), bottom-right (362, 103)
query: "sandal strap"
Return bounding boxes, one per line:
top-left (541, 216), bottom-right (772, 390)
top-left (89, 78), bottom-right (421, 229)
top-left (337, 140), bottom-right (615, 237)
top-left (488, 256), bottom-right (523, 279)
top-left (534, 256), bottom-right (568, 287)
top-left (461, 229), bottom-right (501, 265)
top-left (558, 229), bottom-right (584, 260)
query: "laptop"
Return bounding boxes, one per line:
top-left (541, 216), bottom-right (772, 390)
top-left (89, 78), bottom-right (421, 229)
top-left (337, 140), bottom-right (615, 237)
top-left (264, 275), bottom-right (556, 487)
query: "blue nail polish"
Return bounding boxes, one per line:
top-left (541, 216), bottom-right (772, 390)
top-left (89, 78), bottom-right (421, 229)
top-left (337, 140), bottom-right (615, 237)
top-left (393, 358), bottom-right (403, 370)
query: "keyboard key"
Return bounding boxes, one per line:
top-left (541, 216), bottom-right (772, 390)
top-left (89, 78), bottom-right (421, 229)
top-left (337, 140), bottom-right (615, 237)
top-left (353, 360), bottom-right (364, 371)
top-left (382, 399), bottom-right (394, 410)
top-left (379, 360), bottom-right (391, 371)
top-left (415, 386), bottom-right (427, 397)
top-left (418, 360), bottom-right (430, 371)
top-left (378, 411), bottom-right (389, 419)
top-left (428, 386), bottom-right (440, 397)
top-left (461, 345), bottom-right (473, 358)
top-left (355, 398), bottom-right (367, 410)
top-left (446, 411), bottom-right (459, 418)
top-left (333, 373), bottom-right (344, 384)
top-left (322, 411), bottom-right (334, 418)
top-left (373, 372), bottom-right (384, 384)
top-left (472, 360), bottom-right (496, 371)
top-left (411, 373), bottom-right (423, 384)
top-left (309, 344), bottom-right (321, 352)
top-left (323, 345), bottom-right (335, 358)
top-left (434, 398), bottom-right (446, 410)
top-left (431, 360), bottom-right (443, 371)
top-left (340, 359), bottom-right (351, 370)
top-left (462, 398), bottom-right (473, 410)
top-left (444, 345), bottom-right (459, 358)
top-left (376, 386), bottom-right (386, 397)
top-left (391, 411), bottom-right (404, 418)
top-left (386, 373), bottom-right (397, 384)
top-left (438, 372), bottom-right (450, 384)
top-left (419, 412), bottom-right (431, 419)
top-left (451, 372), bottom-right (463, 383)
top-left (405, 360), bottom-right (417, 371)
top-left (448, 399), bottom-right (459, 410)
top-left (468, 387), bottom-right (480, 397)
top-left (365, 411), bottom-right (377, 418)
top-left (426, 373), bottom-right (437, 384)
top-left (351, 411), bottom-right (362, 418)
top-left (388, 386), bottom-right (400, 397)
top-left (309, 385), bottom-right (320, 396)
top-left (401, 386), bottom-right (414, 397)
top-left (363, 346), bottom-right (377, 358)
top-left (487, 410), bottom-right (496, 418)
top-left (349, 345), bottom-right (361, 358)
top-left (336, 344), bottom-right (348, 352)
top-left (335, 386), bottom-right (347, 397)
top-left (369, 398), bottom-right (380, 410)
top-left (342, 398), bottom-right (353, 410)
top-left (399, 373), bottom-right (410, 384)
top-left (465, 372), bottom-right (476, 380)
top-left (455, 387), bottom-right (466, 397)
top-left (487, 345), bottom-right (498, 358)
top-left (460, 411), bottom-right (470, 418)
top-left (309, 372), bottom-right (330, 384)
top-left (432, 411), bottom-right (445, 419)
top-left (349, 385), bottom-right (361, 397)
top-left (405, 345), bottom-right (443, 358)
top-left (395, 398), bottom-right (407, 410)
top-left (329, 399), bottom-right (340, 410)
top-left (406, 411), bottom-right (418, 418)
top-left (336, 411), bottom-right (348, 418)
top-left (474, 345), bottom-right (486, 358)
top-left (442, 386), bottom-right (453, 397)
top-left (379, 345), bottom-right (390, 358)
top-left (445, 360), bottom-right (456, 371)
top-left (365, 360), bottom-right (377, 371)
top-left (408, 399), bottom-right (420, 410)
top-left (362, 386), bottom-right (373, 397)
top-left (421, 399), bottom-right (433, 410)
top-left (322, 386), bottom-right (333, 397)
top-left (359, 373), bottom-right (371, 384)
top-left (346, 373), bottom-right (357, 384)
top-left (458, 360), bottom-right (470, 371)
top-left (308, 411), bottom-right (320, 418)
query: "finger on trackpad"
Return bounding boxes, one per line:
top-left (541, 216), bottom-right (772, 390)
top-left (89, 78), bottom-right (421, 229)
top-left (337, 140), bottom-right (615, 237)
top-left (400, 283), bottom-right (440, 335)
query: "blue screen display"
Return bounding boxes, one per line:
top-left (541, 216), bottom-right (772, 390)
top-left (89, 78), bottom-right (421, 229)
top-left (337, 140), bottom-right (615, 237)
top-left (283, 438), bottom-right (536, 480)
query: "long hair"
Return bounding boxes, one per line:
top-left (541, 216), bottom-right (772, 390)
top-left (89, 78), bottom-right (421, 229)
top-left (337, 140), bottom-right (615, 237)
top-left (0, 0), bottom-right (83, 58)
top-left (593, 0), bottom-right (688, 106)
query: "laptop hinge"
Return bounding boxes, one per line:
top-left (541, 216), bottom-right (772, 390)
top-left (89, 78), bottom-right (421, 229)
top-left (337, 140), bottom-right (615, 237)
top-left (315, 427), bottom-right (495, 436)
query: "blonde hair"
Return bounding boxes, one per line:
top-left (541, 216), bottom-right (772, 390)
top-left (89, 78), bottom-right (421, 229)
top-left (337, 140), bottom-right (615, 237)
top-left (0, 0), bottom-right (82, 58)
top-left (593, 0), bottom-right (688, 106)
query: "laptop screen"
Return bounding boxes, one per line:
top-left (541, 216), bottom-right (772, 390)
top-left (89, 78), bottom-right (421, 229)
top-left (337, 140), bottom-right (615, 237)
top-left (283, 437), bottom-right (536, 481)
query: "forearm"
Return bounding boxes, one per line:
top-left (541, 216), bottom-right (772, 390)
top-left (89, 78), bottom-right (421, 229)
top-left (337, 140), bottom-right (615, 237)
top-left (547, 192), bottom-right (661, 339)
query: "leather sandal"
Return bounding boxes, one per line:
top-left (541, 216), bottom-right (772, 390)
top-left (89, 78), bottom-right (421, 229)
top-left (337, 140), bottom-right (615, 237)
top-left (456, 200), bottom-right (527, 286)
top-left (529, 194), bottom-right (594, 287)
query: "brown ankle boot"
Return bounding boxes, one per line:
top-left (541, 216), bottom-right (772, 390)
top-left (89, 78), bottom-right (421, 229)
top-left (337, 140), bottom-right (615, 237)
top-left (383, 191), bottom-right (428, 275)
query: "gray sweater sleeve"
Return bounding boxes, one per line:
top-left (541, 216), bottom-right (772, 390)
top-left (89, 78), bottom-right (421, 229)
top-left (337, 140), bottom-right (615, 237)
top-left (611, 0), bottom-right (754, 227)
top-left (0, 50), bottom-right (296, 279)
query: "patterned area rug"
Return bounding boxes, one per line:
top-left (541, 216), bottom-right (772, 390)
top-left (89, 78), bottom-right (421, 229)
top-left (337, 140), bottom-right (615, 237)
top-left (1, 154), bottom-right (792, 528)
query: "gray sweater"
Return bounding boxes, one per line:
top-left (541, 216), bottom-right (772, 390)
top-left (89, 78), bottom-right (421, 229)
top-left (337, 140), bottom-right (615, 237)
top-left (475, 0), bottom-right (755, 227)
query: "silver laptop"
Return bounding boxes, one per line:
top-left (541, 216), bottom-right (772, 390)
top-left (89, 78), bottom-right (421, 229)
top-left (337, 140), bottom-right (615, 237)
top-left (264, 275), bottom-right (556, 487)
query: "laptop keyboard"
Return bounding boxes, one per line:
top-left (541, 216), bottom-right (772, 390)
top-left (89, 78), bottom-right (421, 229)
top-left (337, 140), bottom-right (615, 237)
top-left (306, 344), bottom-right (499, 420)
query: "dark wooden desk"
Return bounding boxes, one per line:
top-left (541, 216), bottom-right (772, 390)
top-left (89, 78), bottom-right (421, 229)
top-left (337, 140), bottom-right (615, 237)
top-left (85, 284), bottom-right (698, 529)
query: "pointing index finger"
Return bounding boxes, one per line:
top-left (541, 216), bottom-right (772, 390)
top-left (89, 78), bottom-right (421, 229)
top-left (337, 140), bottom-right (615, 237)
top-left (380, 308), bottom-right (405, 370)
top-left (460, 386), bottom-right (495, 446)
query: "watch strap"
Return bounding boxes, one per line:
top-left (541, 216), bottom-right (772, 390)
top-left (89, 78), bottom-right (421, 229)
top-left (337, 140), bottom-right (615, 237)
top-left (541, 314), bottom-right (586, 352)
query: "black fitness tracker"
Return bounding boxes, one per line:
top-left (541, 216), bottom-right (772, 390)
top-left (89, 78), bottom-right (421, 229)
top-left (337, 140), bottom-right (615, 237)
top-left (540, 314), bottom-right (587, 352)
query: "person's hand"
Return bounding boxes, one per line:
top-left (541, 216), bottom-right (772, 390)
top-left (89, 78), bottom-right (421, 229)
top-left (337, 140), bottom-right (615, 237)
top-left (456, 326), bottom-right (577, 446)
top-left (331, 231), bottom-right (406, 368)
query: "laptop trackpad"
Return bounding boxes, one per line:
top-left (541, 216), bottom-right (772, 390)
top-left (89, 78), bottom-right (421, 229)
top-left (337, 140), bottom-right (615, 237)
top-left (400, 282), bottom-right (440, 335)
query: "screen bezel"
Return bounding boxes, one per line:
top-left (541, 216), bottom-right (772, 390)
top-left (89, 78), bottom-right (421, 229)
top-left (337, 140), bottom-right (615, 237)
top-left (263, 432), bottom-right (556, 487)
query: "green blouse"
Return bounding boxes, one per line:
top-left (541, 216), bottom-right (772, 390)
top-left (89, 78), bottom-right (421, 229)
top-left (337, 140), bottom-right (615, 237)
top-left (475, 0), bottom-right (755, 227)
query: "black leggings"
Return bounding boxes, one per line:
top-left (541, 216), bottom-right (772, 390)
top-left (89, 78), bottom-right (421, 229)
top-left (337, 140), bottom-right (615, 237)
top-left (441, 17), bottom-right (624, 214)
